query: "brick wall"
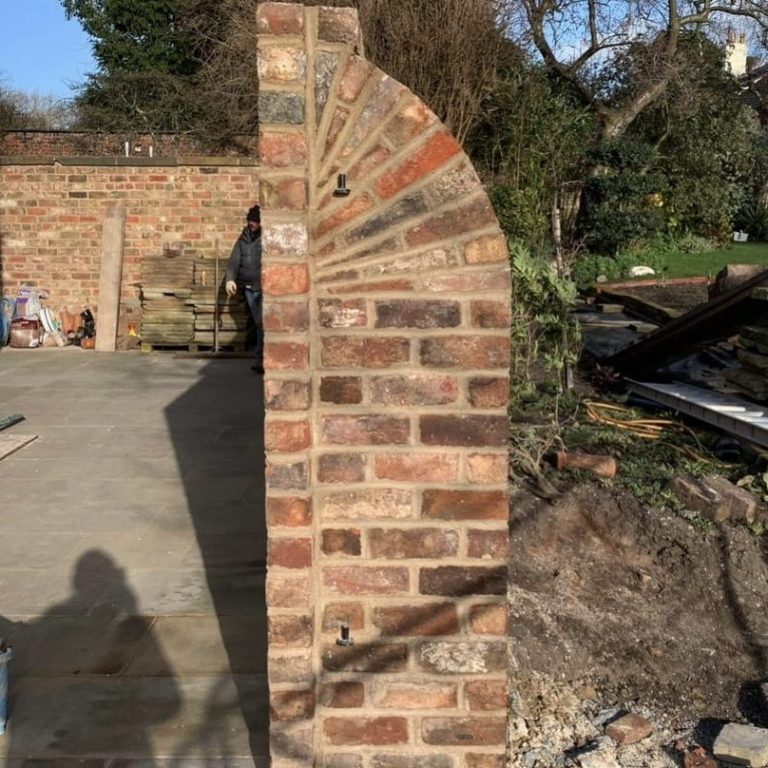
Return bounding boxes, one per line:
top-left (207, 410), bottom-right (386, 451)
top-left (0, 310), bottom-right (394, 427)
top-left (258, 4), bottom-right (511, 768)
top-left (0, 158), bottom-right (259, 340)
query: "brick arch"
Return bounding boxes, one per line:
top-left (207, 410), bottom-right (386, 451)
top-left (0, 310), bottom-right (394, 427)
top-left (257, 5), bottom-right (511, 768)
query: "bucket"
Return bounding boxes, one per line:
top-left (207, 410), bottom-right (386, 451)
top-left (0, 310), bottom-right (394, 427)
top-left (0, 644), bottom-right (11, 735)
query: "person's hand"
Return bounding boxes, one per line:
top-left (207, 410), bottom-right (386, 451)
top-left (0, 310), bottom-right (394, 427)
top-left (225, 280), bottom-right (237, 296)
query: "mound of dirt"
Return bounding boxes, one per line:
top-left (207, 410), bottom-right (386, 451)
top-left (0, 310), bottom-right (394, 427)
top-left (508, 483), bottom-right (768, 766)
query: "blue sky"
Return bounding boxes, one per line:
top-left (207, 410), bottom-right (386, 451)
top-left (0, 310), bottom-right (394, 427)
top-left (0, 0), bottom-right (95, 98)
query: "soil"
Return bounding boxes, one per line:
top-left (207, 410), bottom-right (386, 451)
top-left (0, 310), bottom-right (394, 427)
top-left (619, 284), bottom-right (710, 314)
top-left (508, 482), bottom-right (768, 766)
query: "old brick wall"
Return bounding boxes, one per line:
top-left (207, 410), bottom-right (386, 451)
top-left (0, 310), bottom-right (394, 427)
top-left (258, 4), bottom-right (511, 768)
top-left (0, 158), bottom-right (259, 339)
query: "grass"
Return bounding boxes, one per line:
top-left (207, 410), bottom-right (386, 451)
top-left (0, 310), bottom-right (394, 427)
top-left (657, 241), bottom-right (768, 279)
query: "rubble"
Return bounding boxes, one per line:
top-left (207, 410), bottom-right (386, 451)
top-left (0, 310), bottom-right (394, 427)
top-left (605, 714), bottom-right (654, 746)
top-left (670, 474), bottom-right (758, 523)
top-left (713, 722), bottom-right (768, 766)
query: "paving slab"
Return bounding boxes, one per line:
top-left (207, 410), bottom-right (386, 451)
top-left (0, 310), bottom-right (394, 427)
top-left (0, 349), bottom-right (268, 764)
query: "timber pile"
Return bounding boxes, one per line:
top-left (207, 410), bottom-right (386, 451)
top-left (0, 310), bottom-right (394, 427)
top-left (725, 286), bottom-right (768, 400)
top-left (140, 247), bottom-right (194, 344)
top-left (190, 256), bottom-right (248, 348)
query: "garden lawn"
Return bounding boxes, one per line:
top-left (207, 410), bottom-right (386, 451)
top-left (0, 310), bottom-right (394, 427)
top-left (659, 241), bottom-right (768, 279)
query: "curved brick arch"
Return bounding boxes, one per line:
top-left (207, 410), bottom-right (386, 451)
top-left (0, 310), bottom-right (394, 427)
top-left (257, 5), bottom-right (511, 768)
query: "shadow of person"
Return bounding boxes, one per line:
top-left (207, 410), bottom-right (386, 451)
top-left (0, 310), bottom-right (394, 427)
top-left (4, 550), bottom-right (181, 763)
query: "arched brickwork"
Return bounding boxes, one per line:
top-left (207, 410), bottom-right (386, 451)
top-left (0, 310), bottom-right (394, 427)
top-left (257, 5), bottom-right (511, 767)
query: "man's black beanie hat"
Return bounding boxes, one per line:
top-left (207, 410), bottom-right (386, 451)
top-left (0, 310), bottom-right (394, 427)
top-left (247, 205), bottom-right (261, 222)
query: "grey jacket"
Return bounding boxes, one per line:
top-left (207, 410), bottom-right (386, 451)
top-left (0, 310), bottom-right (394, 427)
top-left (226, 228), bottom-right (262, 290)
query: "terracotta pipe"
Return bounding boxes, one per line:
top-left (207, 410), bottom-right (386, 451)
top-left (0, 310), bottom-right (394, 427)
top-left (554, 451), bottom-right (617, 478)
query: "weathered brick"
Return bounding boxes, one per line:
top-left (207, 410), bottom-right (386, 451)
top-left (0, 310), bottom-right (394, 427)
top-left (464, 679), bottom-right (507, 711)
top-left (369, 528), bottom-right (459, 559)
top-left (324, 717), bottom-right (408, 746)
top-left (264, 340), bottom-right (309, 370)
top-left (371, 756), bottom-right (453, 768)
top-left (268, 651), bottom-right (312, 685)
top-left (320, 488), bottom-right (414, 521)
top-left (322, 528), bottom-right (362, 557)
top-left (322, 336), bottom-right (410, 368)
top-left (370, 375), bottom-right (459, 407)
top-left (376, 132), bottom-right (462, 199)
top-left (259, 92), bottom-right (306, 124)
top-left (260, 176), bottom-right (308, 210)
top-left (320, 376), bottom-right (363, 404)
top-left (257, 4), bottom-right (304, 34)
top-left (420, 336), bottom-right (510, 369)
top-left (267, 574), bottom-right (311, 609)
top-left (263, 263), bottom-right (310, 296)
top-left (422, 717), bottom-right (506, 746)
top-left (375, 300), bottom-right (460, 329)
top-left (470, 300), bottom-right (511, 329)
top-left (269, 614), bottom-right (313, 647)
top-left (268, 538), bottom-right (312, 569)
top-left (375, 454), bottom-right (459, 483)
top-left (371, 680), bottom-right (457, 710)
top-left (320, 754), bottom-right (363, 768)
top-left (319, 299), bottom-right (367, 328)
top-left (320, 681), bottom-right (365, 708)
top-left (266, 459), bottom-right (308, 491)
top-left (263, 300), bottom-right (310, 332)
top-left (420, 565), bottom-right (507, 596)
top-left (464, 234), bottom-right (508, 264)
top-left (270, 721), bottom-right (313, 762)
top-left (467, 453), bottom-right (509, 484)
top-left (324, 566), bottom-right (409, 595)
top-left (265, 378), bottom-right (312, 411)
top-left (265, 419), bottom-right (311, 452)
top-left (465, 755), bottom-right (505, 768)
top-left (260, 130), bottom-right (308, 167)
top-left (323, 643), bottom-right (409, 673)
top-left (347, 145), bottom-right (393, 185)
top-left (418, 640), bottom-right (507, 674)
top-left (422, 490), bottom-right (507, 521)
top-left (342, 77), bottom-right (404, 158)
top-left (318, 7), bottom-right (361, 44)
top-left (322, 602), bottom-right (365, 632)
top-left (318, 453), bottom-right (366, 483)
top-left (467, 377), bottom-right (509, 408)
top-left (383, 97), bottom-right (438, 145)
top-left (318, 194), bottom-right (375, 237)
top-left (267, 496), bottom-right (312, 527)
top-left (271, 689), bottom-right (315, 721)
top-left (405, 198), bottom-right (497, 247)
top-left (427, 161), bottom-right (481, 205)
top-left (322, 415), bottom-right (410, 445)
top-left (467, 530), bottom-right (509, 561)
top-left (420, 415), bottom-right (508, 447)
top-left (258, 45), bottom-right (307, 84)
top-left (347, 195), bottom-right (428, 241)
top-left (262, 221), bottom-right (309, 257)
top-left (373, 603), bottom-right (459, 636)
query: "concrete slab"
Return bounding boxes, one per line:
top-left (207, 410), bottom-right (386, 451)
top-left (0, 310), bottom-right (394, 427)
top-left (0, 350), bottom-right (268, 763)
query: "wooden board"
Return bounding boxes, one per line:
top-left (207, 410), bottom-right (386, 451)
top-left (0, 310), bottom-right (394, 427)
top-left (0, 434), bottom-right (37, 461)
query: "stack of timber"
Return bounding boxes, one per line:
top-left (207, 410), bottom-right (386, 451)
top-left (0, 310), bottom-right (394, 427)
top-left (140, 247), bottom-right (194, 345)
top-left (190, 256), bottom-right (249, 349)
top-left (725, 286), bottom-right (768, 400)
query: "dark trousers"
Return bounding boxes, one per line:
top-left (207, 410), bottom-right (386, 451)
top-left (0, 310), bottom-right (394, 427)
top-left (244, 287), bottom-right (263, 361)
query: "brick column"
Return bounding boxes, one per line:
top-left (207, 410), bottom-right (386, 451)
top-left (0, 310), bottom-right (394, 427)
top-left (259, 5), bottom-right (511, 768)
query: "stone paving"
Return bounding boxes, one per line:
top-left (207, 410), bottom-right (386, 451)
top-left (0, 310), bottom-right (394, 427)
top-left (0, 348), bottom-right (268, 766)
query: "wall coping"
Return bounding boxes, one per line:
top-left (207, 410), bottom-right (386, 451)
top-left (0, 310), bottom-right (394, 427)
top-left (0, 156), bottom-right (259, 167)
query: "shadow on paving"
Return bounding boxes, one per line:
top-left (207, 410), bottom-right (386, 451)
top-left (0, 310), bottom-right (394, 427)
top-left (0, 354), bottom-right (268, 766)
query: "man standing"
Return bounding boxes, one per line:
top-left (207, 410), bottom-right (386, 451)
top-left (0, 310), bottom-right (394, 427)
top-left (226, 205), bottom-right (263, 373)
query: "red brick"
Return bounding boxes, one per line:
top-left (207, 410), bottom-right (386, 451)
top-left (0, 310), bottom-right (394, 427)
top-left (467, 453), bottom-right (509, 484)
top-left (421, 717), bottom-right (506, 746)
top-left (469, 603), bottom-right (508, 635)
top-left (468, 377), bottom-right (509, 408)
top-left (373, 603), bottom-right (458, 636)
top-left (267, 496), bottom-right (312, 527)
top-left (324, 566), bottom-right (409, 594)
top-left (257, 48), bottom-right (307, 86)
top-left (422, 489), bottom-right (507, 521)
top-left (260, 175), bottom-right (307, 210)
top-left (370, 375), bottom-right (459, 406)
top-left (375, 300), bottom-right (460, 329)
top-left (324, 717), bottom-right (408, 746)
top-left (375, 454), bottom-right (459, 482)
top-left (322, 336), bottom-right (410, 368)
top-left (319, 299), bottom-right (367, 328)
top-left (371, 680), bottom-right (457, 710)
top-left (470, 300), bottom-right (511, 329)
top-left (270, 689), bottom-right (315, 721)
top-left (320, 376), bottom-right (363, 404)
top-left (268, 538), bottom-right (312, 569)
top-left (322, 415), bottom-right (410, 445)
top-left (338, 57), bottom-right (375, 102)
top-left (348, 145), bottom-right (391, 183)
top-left (605, 714), bottom-right (653, 746)
top-left (318, 453), bottom-right (366, 483)
top-left (266, 458), bottom-right (308, 491)
top-left (259, 131), bottom-right (308, 167)
top-left (376, 132), bottom-right (462, 199)
top-left (419, 566), bottom-right (507, 596)
top-left (269, 614), bottom-right (313, 647)
top-left (368, 528), bottom-right (459, 559)
top-left (320, 681), bottom-right (365, 708)
top-left (317, 195), bottom-right (375, 237)
top-left (383, 96), bottom-right (438, 145)
top-left (263, 263), bottom-right (310, 296)
top-left (265, 379), bottom-right (312, 410)
top-left (265, 419), bottom-right (311, 452)
top-left (420, 336), bottom-right (510, 369)
top-left (322, 602), bottom-right (365, 632)
top-left (263, 300), bottom-right (310, 332)
top-left (322, 528), bottom-right (362, 557)
top-left (464, 234), bottom-right (508, 264)
top-left (323, 643), bottom-right (408, 673)
top-left (467, 529), bottom-right (509, 560)
top-left (267, 574), bottom-right (311, 608)
top-left (405, 198), bottom-right (497, 247)
top-left (257, 4), bottom-right (304, 34)
top-left (264, 341), bottom-right (309, 370)
top-left (420, 415), bottom-right (508, 447)
top-left (466, 755), bottom-right (505, 768)
top-left (318, 7), bottom-right (361, 44)
top-left (320, 488), bottom-right (414, 521)
top-left (464, 679), bottom-right (507, 711)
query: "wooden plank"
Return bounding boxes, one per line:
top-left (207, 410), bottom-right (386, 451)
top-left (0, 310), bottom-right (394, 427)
top-left (0, 434), bottom-right (37, 461)
top-left (95, 205), bottom-right (126, 352)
